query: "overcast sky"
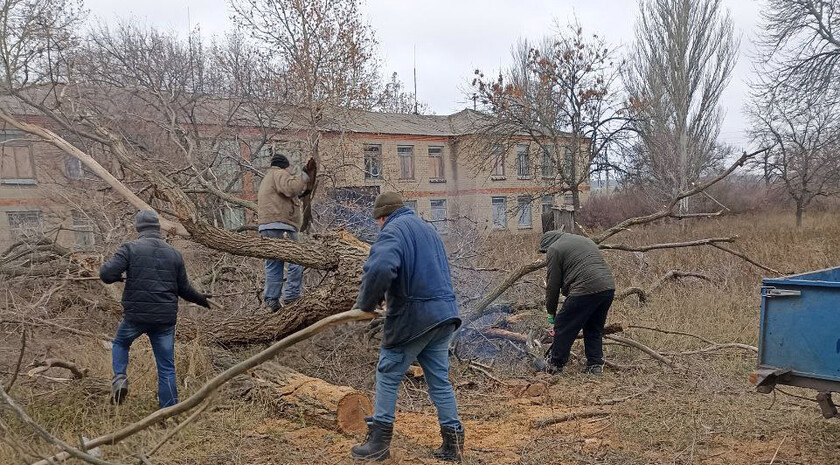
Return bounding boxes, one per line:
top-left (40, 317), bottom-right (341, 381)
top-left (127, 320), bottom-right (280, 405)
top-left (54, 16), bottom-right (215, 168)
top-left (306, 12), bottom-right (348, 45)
top-left (84, 0), bottom-right (765, 148)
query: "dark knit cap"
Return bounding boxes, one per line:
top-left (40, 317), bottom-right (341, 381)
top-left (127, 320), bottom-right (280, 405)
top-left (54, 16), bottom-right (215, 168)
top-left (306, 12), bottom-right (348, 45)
top-left (135, 210), bottom-right (160, 232)
top-left (270, 153), bottom-right (290, 169)
top-left (372, 192), bottom-right (405, 219)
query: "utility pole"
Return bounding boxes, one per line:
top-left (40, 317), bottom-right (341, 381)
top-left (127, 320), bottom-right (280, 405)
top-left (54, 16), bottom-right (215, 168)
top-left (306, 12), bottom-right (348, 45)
top-left (413, 45), bottom-right (418, 115)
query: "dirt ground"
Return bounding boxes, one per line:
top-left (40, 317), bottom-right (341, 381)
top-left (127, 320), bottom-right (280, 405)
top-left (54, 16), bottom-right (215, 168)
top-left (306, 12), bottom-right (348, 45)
top-left (2, 211), bottom-right (840, 464)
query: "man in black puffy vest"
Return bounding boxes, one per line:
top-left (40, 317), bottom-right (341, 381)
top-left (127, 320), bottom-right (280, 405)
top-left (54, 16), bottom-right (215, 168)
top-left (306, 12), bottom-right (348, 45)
top-left (100, 210), bottom-right (209, 408)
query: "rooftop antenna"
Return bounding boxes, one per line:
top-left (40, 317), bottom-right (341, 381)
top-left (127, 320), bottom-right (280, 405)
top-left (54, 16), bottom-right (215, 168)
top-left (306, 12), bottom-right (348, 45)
top-left (413, 45), bottom-right (418, 115)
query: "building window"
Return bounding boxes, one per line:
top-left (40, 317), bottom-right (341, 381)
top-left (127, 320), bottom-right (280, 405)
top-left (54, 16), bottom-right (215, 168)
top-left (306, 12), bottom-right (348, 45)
top-left (429, 199), bottom-right (447, 233)
top-left (214, 157), bottom-right (243, 192)
top-left (221, 206), bottom-right (246, 230)
top-left (65, 156), bottom-right (84, 180)
top-left (542, 195), bottom-right (555, 215)
top-left (428, 146), bottom-right (445, 181)
top-left (404, 200), bottom-right (417, 212)
top-left (516, 144), bottom-right (530, 178)
top-left (252, 141), bottom-right (303, 190)
top-left (563, 191), bottom-right (574, 206)
top-left (542, 194), bottom-right (556, 232)
top-left (397, 146), bottom-right (414, 179)
top-left (517, 196), bottom-right (532, 228)
top-left (72, 210), bottom-right (95, 248)
top-left (0, 132), bottom-right (36, 185)
top-left (491, 145), bottom-right (505, 178)
top-left (7, 211), bottom-right (43, 241)
top-left (563, 146), bottom-right (574, 177)
top-left (364, 144), bottom-right (382, 179)
top-left (541, 144), bottom-right (556, 179)
top-left (491, 197), bottom-right (507, 229)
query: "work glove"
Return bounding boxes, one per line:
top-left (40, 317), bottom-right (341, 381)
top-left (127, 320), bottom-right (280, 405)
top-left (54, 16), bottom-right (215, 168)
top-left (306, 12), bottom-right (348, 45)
top-left (547, 314), bottom-right (555, 326)
top-left (547, 314), bottom-right (555, 338)
top-left (196, 293), bottom-right (211, 309)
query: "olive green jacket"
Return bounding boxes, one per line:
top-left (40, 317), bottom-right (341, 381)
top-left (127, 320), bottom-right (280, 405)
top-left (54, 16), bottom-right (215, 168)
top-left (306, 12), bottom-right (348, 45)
top-left (540, 231), bottom-right (615, 316)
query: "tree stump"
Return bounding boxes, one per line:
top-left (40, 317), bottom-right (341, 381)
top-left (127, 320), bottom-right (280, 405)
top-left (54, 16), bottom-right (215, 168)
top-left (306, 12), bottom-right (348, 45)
top-left (250, 363), bottom-right (372, 434)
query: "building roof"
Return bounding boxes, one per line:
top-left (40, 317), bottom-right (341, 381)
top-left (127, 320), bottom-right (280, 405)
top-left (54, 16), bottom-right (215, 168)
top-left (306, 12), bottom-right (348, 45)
top-left (0, 86), bottom-right (522, 138)
top-left (324, 108), bottom-right (489, 137)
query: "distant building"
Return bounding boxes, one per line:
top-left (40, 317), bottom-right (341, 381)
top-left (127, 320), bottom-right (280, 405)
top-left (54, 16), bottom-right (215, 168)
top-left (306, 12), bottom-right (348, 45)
top-left (0, 100), bottom-right (590, 247)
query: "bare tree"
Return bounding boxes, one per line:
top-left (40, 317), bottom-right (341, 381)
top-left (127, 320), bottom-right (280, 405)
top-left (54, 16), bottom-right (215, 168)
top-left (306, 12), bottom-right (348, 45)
top-left (471, 22), bottom-right (629, 213)
top-left (748, 80), bottom-right (840, 226)
top-left (759, 0), bottom-right (840, 93)
top-left (230, 0), bottom-right (382, 229)
top-left (624, 0), bottom-right (738, 208)
top-left (375, 72), bottom-right (429, 114)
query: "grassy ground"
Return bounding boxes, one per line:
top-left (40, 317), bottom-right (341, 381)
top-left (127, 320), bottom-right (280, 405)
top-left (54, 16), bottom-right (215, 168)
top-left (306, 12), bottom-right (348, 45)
top-left (1, 211), bottom-right (840, 464)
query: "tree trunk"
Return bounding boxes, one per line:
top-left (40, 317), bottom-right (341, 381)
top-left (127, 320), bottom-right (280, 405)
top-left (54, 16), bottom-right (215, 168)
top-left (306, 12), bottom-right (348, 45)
top-left (795, 200), bottom-right (804, 227)
top-left (247, 362), bottom-right (372, 434)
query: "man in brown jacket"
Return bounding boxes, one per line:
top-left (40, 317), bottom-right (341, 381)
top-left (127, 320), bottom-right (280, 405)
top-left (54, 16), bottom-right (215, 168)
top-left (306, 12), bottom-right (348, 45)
top-left (257, 152), bottom-right (313, 311)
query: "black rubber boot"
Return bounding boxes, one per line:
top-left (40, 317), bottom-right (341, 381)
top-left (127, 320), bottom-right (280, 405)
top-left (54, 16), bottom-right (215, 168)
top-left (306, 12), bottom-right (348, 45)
top-left (433, 425), bottom-right (465, 462)
top-left (351, 419), bottom-right (392, 461)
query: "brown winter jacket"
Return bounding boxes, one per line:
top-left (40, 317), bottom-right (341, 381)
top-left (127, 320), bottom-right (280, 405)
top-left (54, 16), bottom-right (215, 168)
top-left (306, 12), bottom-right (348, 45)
top-left (257, 167), bottom-right (309, 229)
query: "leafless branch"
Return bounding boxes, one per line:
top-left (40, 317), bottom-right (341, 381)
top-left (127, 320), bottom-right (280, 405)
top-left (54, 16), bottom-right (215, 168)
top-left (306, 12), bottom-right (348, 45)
top-left (30, 308), bottom-right (376, 465)
top-left (0, 384), bottom-right (117, 465)
top-left (4, 326), bottom-right (26, 394)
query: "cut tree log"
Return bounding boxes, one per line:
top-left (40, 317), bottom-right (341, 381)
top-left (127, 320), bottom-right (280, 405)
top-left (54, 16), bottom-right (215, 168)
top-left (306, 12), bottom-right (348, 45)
top-left (249, 362), bottom-right (372, 434)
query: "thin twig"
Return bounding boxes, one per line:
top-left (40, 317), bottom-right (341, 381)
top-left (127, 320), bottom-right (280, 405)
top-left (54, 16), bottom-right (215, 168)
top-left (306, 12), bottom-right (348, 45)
top-left (4, 325), bottom-right (25, 394)
top-left (30, 308), bottom-right (377, 465)
top-left (769, 435), bottom-right (787, 465)
top-left (710, 243), bottom-right (784, 275)
top-left (0, 384), bottom-right (117, 465)
top-left (628, 325), bottom-right (716, 345)
top-left (605, 335), bottom-right (677, 367)
top-left (144, 394), bottom-right (215, 458)
top-left (466, 362), bottom-right (506, 385)
top-left (532, 408), bottom-right (609, 428)
top-left (596, 385), bottom-right (654, 406)
top-left (28, 359), bottom-right (88, 380)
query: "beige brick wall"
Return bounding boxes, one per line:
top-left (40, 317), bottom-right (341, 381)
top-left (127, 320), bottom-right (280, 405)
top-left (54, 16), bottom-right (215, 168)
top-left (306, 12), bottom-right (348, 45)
top-left (322, 134), bottom-right (589, 236)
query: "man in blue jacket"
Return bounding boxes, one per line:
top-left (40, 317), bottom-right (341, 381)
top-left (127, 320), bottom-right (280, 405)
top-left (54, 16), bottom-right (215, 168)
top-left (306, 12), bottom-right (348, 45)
top-left (351, 192), bottom-right (464, 462)
top-left (100, 210), bottom-right (210, 409)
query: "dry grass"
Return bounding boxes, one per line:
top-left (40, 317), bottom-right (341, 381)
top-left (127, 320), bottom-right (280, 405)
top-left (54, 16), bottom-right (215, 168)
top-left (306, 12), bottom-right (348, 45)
top-left (1, 211), bottom-right (840, 464)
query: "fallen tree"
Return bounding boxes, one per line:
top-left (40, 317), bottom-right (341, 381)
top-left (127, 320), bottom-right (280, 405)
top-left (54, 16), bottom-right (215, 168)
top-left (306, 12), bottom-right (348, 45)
top-left (248, 362), bottom-right (372, 434)
top-left (17, 309), bottom-right (377, 465)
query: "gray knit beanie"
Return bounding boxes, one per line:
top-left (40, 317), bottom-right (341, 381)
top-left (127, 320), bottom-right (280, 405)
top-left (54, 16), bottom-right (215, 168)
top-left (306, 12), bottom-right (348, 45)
top-left (135, 210), bottom-right (161, 232)
top-left (372, 192), bottom-right (405, 219)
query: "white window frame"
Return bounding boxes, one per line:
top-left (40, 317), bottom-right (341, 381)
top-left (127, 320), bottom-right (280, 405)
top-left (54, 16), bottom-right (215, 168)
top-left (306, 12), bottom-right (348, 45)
top-left (65, 156), bottom-right (84, 180)
top-left (517, 196), bottom-right (532, 229)
top-left (516, 144), bottom-right (530, 179)
top-left (397, 145), bottom-right (415, 180)
top-left (364, 144), bottom-right (382, 179)
top-left (0, 131), bottom-right (37, 185)
top-left (428, 146), bottom-right (445, 181)
top-left (491, 145), bottom-right (505, 178)
top-left (7, 210), bottom-right (43, 241)
top-left (429, 199), bottom-right (447, 233)
top-left (541, 144), bottom-right (556, 179)
top-left (72, 210), bottom-right (95, 248)
top-left (491, 196), bottom-right (507, 229)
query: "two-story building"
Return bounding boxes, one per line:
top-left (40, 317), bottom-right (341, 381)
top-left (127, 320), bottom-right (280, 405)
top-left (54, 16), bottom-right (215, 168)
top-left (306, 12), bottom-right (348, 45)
top-left (0, 101), bottom-right (586, 248)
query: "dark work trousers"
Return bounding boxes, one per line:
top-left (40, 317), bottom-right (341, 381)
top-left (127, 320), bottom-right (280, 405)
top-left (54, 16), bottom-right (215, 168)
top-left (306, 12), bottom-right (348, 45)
top-left (550, 289), bottom-right (615, 369)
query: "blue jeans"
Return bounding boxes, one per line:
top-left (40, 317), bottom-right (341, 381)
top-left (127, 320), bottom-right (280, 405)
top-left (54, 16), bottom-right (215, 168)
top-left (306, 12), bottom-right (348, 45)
top-left (260, 229), bottom-right (303, 304)
top-left (374, 323), bottom-right (461, 429)
top-left (112, 319), bottom-right (178, 408)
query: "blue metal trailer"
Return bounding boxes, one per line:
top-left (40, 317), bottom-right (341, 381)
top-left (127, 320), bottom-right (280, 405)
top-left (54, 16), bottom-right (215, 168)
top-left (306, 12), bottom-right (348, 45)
top-left (753, 266), bottom-right (840, 418)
